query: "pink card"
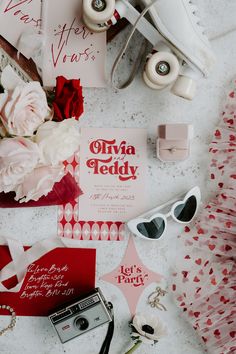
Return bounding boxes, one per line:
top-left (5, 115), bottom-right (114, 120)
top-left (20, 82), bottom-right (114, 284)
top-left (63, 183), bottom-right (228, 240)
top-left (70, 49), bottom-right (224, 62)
top-left (41, 0), bottom-right (106, 87)
top-left (0, 246), bottom-right (96, 316)
top-left (0, 0), bottom-right (42, 58)
top-left (58, 128), bottom-right (147, 240)
top-left (101, 236), bottom-right (162, 314)
top-left (79, 127), bottom-right (147, 221)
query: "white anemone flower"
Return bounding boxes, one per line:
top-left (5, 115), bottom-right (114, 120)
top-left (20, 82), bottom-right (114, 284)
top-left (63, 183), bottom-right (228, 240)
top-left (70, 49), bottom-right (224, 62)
top-left (125, 313), bottom-right (166, 353)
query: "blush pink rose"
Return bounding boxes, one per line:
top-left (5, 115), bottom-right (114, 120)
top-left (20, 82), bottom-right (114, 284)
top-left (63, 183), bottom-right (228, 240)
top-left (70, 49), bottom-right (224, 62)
top-left (14, 164), bottom-right (65, 203)
top-left (0, 137), bottom-right (40, 193)
top-left (0, 82), bottom-right (52, 136)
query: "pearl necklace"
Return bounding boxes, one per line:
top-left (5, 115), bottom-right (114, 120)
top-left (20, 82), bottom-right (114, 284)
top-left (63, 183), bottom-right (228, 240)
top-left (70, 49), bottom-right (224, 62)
top-left (0, 305), bottom-right (16, 336)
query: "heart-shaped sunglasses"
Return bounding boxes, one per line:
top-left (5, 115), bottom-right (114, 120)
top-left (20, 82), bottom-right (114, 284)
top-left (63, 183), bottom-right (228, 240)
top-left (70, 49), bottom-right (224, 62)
top-left (127, 186), bottom-right (201, 241)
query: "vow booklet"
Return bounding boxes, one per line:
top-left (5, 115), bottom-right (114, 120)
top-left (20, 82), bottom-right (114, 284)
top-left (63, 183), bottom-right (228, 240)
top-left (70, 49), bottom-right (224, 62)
top-left (78, 128), bottom-right (147, 222)
top-left (41, 0), bottom-right (106, 87)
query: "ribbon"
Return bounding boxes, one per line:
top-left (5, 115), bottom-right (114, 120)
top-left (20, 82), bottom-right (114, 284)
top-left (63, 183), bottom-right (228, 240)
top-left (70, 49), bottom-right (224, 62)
top-left (0, 235), bottom-right (69, 293)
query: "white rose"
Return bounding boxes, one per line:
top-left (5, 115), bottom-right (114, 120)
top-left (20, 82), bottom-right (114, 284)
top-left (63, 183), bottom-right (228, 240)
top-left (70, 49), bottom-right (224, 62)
top-left (0, 137), bottom-right (40, 193)
top-left (0, 81), bottom-right (52, 136)
top-left (35, 118), bottom-right (80, 165)
top-left (15, 164), bottom-right (65, 203)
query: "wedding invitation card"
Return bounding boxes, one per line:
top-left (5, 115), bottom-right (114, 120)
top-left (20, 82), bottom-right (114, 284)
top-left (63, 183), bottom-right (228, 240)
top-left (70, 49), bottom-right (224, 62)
top-left (58, 127), bottom-right (147, 240)
top-left (78, 128), bottom-right (147, 222)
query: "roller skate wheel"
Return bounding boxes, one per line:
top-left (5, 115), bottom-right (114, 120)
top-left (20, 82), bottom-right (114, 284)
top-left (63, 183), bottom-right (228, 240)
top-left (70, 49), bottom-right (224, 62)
top-left (145, 52), bottom-right (180, 87)
top-left (143, 71), bottom-right (165, 90)
top-left (82, 14), bottom-right (108, 32)
top-left (171, 76), bottom-right (196, 100)
top-left (83, 0), bottom-right (115, 24)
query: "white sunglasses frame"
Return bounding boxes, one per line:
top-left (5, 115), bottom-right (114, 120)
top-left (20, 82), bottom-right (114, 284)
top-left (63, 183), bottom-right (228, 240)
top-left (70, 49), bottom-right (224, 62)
top-left (127, 186), bottom-right (201, 241)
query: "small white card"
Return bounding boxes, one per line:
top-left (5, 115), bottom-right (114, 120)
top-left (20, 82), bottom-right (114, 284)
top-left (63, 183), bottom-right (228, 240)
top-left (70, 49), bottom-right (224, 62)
top-left (41, 0), bottom-right (106, 87)
top-left (78, 128), bottom-right (147, 222)
top-left (0, 0), bottom-right (42, 58)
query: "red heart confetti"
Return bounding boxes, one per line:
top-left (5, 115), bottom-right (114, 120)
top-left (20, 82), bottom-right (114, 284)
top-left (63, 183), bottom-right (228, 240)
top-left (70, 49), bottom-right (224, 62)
top-left (196, 287), bottom-right (201, 294)
top-left (206, 319), bottom-right (212, 326)
top-left (208, 244), bottom-right (216, 251)
top-left (229, 135), bottom-right (236, 141)
top-left (195, 258), bottom-right (202, 265)
top-left (226, 221), bottom-right (232, 228)
top-left (184, 255), bottom-right (191, 259)
top-left (211, 277), bottom-right (217, 285)
top-left (193, 276), bottom-right (200, 282)
top-left (194, 312), bottom-right (200, 318)
top-left (225, 245), bottom-right (232, 251)
top-left (197, 228), bottom-right (204, 235)
top-left (214, 329), bottom-right (220, 336)
top-left (182, 271), bottom-right (188, 278)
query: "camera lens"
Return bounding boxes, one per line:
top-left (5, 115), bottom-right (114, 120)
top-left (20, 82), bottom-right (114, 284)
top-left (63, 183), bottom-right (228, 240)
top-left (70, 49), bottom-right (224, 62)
top-left (74, 317), bottom-right (89, 331)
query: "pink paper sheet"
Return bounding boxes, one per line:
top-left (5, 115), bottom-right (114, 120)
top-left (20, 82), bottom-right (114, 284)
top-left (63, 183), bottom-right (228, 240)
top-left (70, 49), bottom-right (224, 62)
top-left (41, 0), bottom-right (106, 87)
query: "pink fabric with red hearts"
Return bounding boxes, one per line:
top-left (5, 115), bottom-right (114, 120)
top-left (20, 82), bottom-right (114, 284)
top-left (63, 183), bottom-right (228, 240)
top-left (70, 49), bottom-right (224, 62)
top-left (172, 81), bottom-right (236, 354)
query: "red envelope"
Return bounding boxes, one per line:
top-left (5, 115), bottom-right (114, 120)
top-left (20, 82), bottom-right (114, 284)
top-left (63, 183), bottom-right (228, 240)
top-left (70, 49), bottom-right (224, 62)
top-left (0, 246), bottom-right (96, 316)
top-left (0, 173), bottom-right (82, 208)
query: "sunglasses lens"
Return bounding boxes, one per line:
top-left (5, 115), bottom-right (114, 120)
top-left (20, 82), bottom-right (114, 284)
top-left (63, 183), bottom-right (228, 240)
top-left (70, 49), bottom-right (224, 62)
top-left (137, 217), bottom-right (165, 239)
top-left (174, 195), bottom-right (197, 222)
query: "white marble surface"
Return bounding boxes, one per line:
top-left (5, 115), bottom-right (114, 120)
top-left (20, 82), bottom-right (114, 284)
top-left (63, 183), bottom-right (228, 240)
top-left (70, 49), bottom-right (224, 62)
top-left (1, 1), bottom-right (236, 353)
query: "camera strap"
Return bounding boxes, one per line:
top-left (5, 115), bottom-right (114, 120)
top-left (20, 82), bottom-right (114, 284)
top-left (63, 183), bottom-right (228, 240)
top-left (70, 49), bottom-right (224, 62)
top-left (99, 302), bottom-right (114, 354)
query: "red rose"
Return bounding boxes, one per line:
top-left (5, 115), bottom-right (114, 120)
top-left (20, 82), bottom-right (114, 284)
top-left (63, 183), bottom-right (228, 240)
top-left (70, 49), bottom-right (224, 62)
top-left (52, 76), bottom-right (84, 121)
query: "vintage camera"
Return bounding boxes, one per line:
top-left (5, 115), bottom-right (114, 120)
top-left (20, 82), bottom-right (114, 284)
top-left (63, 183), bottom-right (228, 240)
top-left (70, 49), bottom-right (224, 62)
top-left (49, 288), bottom-right (113, 343)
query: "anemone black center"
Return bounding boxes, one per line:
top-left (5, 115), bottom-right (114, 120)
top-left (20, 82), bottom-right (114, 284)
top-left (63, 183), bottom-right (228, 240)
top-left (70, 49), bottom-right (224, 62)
top-left (142, 324), bottom-right (154, 335)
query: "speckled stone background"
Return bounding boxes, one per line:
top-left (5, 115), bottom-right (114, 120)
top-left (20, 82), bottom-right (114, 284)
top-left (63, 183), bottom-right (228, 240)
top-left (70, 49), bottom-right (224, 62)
top-left (1, 1), bottom-right (236, 353)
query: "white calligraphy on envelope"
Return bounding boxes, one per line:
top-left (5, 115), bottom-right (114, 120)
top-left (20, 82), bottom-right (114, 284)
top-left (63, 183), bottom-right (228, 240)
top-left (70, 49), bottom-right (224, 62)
top-left (41, 0), bottom-right (106, 87)
top-left (0, 0), bottom-right (42, 58)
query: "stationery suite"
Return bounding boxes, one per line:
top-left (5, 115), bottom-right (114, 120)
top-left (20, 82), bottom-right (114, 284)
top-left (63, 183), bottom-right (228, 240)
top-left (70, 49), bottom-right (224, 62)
top-left (0, 246), bottom-right (96, 316)
top-left (58, 128), bottom-right (147, 240)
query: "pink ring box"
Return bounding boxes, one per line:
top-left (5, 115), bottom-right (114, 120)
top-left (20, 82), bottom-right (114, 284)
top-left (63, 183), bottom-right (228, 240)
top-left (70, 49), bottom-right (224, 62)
top-left (157, 124), bottom-right (194, 162)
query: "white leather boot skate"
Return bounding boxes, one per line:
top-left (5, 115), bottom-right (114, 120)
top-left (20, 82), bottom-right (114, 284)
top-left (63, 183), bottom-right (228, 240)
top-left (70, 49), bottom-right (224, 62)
top-left (142, 0), bottom-right (215, 99)
top-left (82, 0), bottom-right (215, 100)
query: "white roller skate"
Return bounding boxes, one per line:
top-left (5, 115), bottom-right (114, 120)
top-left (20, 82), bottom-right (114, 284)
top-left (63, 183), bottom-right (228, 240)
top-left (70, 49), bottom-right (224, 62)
top-left (82, 0), bottom-right (215, 100)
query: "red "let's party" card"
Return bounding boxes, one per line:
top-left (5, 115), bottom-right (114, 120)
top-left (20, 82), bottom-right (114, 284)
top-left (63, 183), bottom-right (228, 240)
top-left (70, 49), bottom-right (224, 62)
top-left (0, 246), bottom-right (96, 316)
